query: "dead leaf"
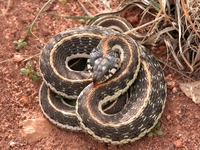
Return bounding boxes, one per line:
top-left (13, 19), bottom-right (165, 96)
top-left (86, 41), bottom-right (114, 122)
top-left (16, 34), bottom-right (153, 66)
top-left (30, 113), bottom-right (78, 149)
top-left (179, 81), bottom-right (200, 104)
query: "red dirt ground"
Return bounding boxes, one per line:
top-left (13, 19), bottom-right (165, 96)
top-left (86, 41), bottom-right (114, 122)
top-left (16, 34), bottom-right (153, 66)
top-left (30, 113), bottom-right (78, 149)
top-left (0, 0), bottom-right (199, 150)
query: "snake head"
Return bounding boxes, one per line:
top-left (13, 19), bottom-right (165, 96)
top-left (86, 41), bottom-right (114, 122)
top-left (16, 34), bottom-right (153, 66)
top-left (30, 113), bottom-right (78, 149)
top-left (88, 47), bottom-right (121, 86)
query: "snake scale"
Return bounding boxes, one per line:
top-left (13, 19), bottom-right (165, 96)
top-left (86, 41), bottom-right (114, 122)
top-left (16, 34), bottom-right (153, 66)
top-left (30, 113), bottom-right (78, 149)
top-left (39, 12), bottom-right (166, 144)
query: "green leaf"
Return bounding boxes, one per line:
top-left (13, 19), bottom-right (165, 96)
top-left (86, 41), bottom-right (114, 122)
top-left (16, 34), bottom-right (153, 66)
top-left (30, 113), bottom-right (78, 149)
top-left (147, 131), bottom-right (153, 137)
top-left (68, 100), bottom-right (76, 106)
top-left (79, 19), bottom-right (85, 23)
top-left (29, 74), bottom-right (39, 81)
top-left (26, 62), bottom-right (32, 71)
top-left (155, 121), bottom-right (161, 128)
top-left (56, 95), bottom-right (63, 99)
top-left (13, 41), bottom-right (21, 50)
top-left (22, 41), bottom-right (27, 46)
top-left (150, 0), bottom-right (160, 9)
top-left (13, 41), bottom-right (19, 45)
top-left (155, 130), bottom-right (163, 136)
top-left (20, 68), bottom-right (29, 74)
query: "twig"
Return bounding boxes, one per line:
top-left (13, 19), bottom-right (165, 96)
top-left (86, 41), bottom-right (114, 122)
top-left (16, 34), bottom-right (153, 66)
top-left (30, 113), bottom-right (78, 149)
top-left (158, 59), bottom-right (196, 81)
top-left (0, 53), bottom-right (40, 64)
top-left (77, 0), bottom-right (93, 16)
top-left (124, 16), bottom-right (164, 35)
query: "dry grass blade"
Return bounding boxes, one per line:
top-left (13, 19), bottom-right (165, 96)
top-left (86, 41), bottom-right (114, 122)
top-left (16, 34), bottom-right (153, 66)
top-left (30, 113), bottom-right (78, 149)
top-left (124, 16), bottom-right (163, 35)
top-left (181, 0), bottom-right (200, 39)
top-left (158, 59), bottom-right (195, 81)
top-left (176, 0), bottom-right (193, 72)
top-left (77, 0), bottom-right (93, 16)
top-left (163, 38), bottom-right (184, 69)
top-left (144, 26), bottom-right (177, 45)
top-left (174, 0), bottom-right (200, 74)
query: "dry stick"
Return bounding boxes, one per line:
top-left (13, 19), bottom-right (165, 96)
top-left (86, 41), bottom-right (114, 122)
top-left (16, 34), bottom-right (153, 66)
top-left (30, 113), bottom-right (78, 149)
top-left (138, 6), bottom-right (157, 44)
top-left (158, 59), bottom-right (196, 81)
top-left (77, 0), bottom-right (93, 16)
top-left (137, 2), bottom-right (161, 44)
top-left (87, 0), bottom-right (99, 12)
top-left (163, 38), bottom-right (183, 70)
top-left (116, 0), bottom-right (126, 10)
top-left (124, 16), bottom-right (164, 35)
top-left (145, 0), bottom-right (168, 35)
top-left (23, 53), bottom-right (40, 62)
top-left (146, 0), bottom-right (173, 41)
top-left (0, 58), bottom-right (16, 64)
top-left (0, 53), bottom-right (40, 64)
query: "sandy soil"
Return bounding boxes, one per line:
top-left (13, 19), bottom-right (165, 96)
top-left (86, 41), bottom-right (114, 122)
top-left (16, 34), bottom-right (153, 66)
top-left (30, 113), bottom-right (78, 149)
top-left (0, 0), bottom-right (200, 150)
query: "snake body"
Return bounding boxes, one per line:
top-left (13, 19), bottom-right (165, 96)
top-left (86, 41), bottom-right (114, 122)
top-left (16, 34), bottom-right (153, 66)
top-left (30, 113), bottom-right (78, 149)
top-left (39, 26), bottom-right (117, 131)
top-left (39, 17), bottom-right (166, 144)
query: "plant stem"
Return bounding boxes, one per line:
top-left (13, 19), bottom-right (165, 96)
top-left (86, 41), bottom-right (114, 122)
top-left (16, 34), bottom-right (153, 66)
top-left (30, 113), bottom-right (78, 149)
top-left (45, 12), bottom-right (98, 20)
top-left (24, 0), bottom-right (52, 40)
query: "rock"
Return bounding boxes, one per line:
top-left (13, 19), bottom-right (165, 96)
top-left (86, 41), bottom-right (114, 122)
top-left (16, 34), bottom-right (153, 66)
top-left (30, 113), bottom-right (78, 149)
top-left (166, 115), bottom-right (171, 120)
top-left (173, 139), bottom-right (182, 148)
top-left (20, 118), bottom-right (52, 143)
top-left (9, 141), bottom-right (17, 147)
top-left (172, 87), bottom-right (178, 94)
top-left (19, 95), bottom-right (30, 105)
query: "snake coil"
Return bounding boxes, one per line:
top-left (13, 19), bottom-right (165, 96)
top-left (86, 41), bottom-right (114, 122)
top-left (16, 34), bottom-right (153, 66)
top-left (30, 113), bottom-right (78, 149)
top-left (39, 19), bottom-right (166, 144)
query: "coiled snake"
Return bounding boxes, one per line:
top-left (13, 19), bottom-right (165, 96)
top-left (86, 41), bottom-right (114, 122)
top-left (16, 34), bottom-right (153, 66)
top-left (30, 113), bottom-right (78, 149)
top-left (39, 15), bottom-right (166, 144)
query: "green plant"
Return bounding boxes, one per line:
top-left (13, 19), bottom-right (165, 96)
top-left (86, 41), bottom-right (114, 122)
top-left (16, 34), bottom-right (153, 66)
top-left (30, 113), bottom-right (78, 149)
top-left (13, 0), bottom-right (52, 50)
top-left (20, 62), bottom-right (39, 81)
top-left (147, 121), bottom-right (163, 137)
top-left (13, 39), bottom-right (27, 50)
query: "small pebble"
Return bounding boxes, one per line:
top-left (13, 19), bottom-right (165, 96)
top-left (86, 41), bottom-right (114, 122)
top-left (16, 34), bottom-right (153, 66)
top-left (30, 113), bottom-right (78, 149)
top-left (19, 95), bottom-right (30, 105)
top-left (166, 115), bottom-right (171, 120)
top-left (172, 87), bottom-right (178, 93)
top-left (167, 81), bottom-right (176, 87)
top-left (9, 141), bottom-right (16, 147)
top-left (173, 139), bottom-right (182, 147)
